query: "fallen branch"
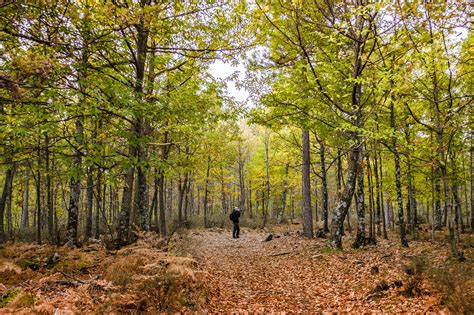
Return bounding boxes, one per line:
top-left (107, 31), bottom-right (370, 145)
top-left (270, 251), bottom-right (292, 257)
top-left (58, 270), bottom-right (87, 284)
top-left (55, 280), bottom-right (83, 287)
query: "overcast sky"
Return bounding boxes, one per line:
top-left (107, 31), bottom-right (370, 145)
top-left (209, 60), bottom-right (249, 104)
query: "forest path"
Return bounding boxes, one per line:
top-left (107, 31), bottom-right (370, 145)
top-left (189, 227), bottom-right (442, 313)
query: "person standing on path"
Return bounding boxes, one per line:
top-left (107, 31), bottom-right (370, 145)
top-left (229, 207), bottom-right (241, 238)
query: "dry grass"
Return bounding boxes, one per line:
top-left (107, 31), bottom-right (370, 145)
top-left (0, 231), bottom-right (204, 313)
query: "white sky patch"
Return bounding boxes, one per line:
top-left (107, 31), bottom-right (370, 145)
top-left (210, 60), bottom-right (249, 103)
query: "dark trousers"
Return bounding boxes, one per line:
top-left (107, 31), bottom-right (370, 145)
top-left (233, 223), bottom-right (240, 238)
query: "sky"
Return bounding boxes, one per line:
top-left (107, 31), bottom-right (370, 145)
top-left (209, 60), bottom-right (250, 104)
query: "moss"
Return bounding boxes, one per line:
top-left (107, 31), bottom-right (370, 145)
top-left (12, 292), bottom-right (38, 308)
top-left (17, 259), bottom-right (41, 271)
top-left (0, 289), bottom-right (20, 308)
top-left (54, 253), bottom-right (93, 274)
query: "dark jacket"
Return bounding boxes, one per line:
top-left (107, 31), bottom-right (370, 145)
top-left (229, 210), bottom-right (240, 224)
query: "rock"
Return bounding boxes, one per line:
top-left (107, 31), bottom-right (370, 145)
top-left (264, 234), bottom-right (273, 242)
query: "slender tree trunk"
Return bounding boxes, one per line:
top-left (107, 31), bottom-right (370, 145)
top-left (314, 177), bottom-right (319, 222)
top-left (391, 103), bottom-right (408, 247)
top-left (319, 141), bottom-right (329, 233)
top-left (21, 166), bottom-right (30, 228)
top-left (36, 145), bottom-right (42, 245)
top-left (378, 152), bottom-right (388, 239)
top-left (95, 168), bottom-right (102, 239)
top-left (158, 132), bottom-right (170, 237)
top-left (277, 163), bottom-right (289, 224)
top-left (151, 168), bottom-right (158, 231)
top-left (301, 129), bottom-right (313, 238)
top-left (470, 130), bottom-right (473, 231)
top-left (404, 127), bottom-right (416, 238)
top-left (238, 142), bottom-right (246, 212)
top-left (85, 166), bottom-right (93, 240)
top-left (374, 152), bottom-right (381, 237)
top-left (118, 167), bottom-right (134, 243)
top-left (367, 154), bottom-right (376, 245)
top-left (354, 152), bottom-right (366, 248)
top-left (5, 165), bottom-right (15, 240)
top-left (264, 133), bottom-right (270, 225)
top-left (45, 135), bottom-right (53, 240)
top-left (220, 165), bottom-right (226, 213)
top-left (248, 181), bottom-right (253, 218)
top-left (203, 155), bottom-right (211, 228)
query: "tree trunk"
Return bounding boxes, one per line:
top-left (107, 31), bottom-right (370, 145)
top-left (95, 169), bottom-right (102, 239)
top-left (85, 166), bottom-right (93, 240)
top-left (277, 163), bottom-right (289, 224)
top-left (203, 155), bottom-right (211, 228)
top-left (220, 165), bottom-right (226, 213)
top-left (391, 103), bottom-right (408, 247)
top-left (374, 152), bottom-right (382, 237)
top-left (319, 141), bottom-right (329, 233)
top-left (45, 135), bottom-right (54, 240)
top-left (378, 152), bottom-right (388, 239)
top-left (118, 167), bottom-right (134, 243)
top-left (5, 165), bottom-right (15, 240)
top-left (329, 144), bottom-right (359, 248)
top-left (21, 166), bottom-right (30, 228)
top-left (367, 154), bottom-right (376, 245)
top-left (301, 129), bottom-right (313, 238)
top-left (354, 152), bottom-right (366, 248)
top-left (470, 130), bottom-right (473, 231)
top-left (36, 145), bottom-right (42, 245)
top-left (66, 115), bottom-right (83, 247)
top-left (238, 141), bottom-right (246, 212)
top-left (264, 133), bottom-right (270, 225)
top-left (158, 132), bottom-right (170, 237)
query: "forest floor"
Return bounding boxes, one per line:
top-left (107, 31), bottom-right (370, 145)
top-left (190, 225), bottom-right (474, 313)
top-left (0, 225), bottom-right (473, 313)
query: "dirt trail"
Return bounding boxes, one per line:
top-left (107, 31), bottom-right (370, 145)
top-left (190, 227), bottom-right (443, 313)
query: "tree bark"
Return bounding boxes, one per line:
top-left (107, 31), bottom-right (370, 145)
top-left (329, 144), bottom-right (359, 248)
top-left (85, 166), bottom-right (93, 240)
top-left (0, 157), bottom-right (13, 243)
top-left (319, 141), bottom-right (329, 233)
top-left (367, 154), bottom-right (376, 245)
top-left (203, 155), bottom-right (211, 228)
top-left (277, 163), bottom-right (289, 224)
top-left (390, 102), bottom-right (408, 247)
top-left (158, 132), bottom-right (170, 237)
top-left (301, 129), bottom-right (313, 238)
top-left (36, 145), bottom-right (42, 245)
top-left (45, 135), bottom-right (54, 240)
top-left (354, 152), bottom-right (366, 248)
top-left (21, 166), bottom-right (30, 228)
top-left (238, 141), bottom-right (246, 212)
top-left (264, 133), bottom-right (270, 226)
